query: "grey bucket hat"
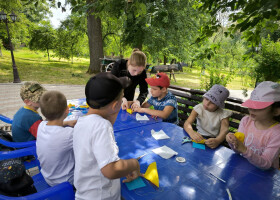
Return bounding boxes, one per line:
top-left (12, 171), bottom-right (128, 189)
top-left (203, 84), bottom-right (229, 108)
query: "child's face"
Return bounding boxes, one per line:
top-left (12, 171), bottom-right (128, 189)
top-left (150, 86), bottom-right (165, 98)
top-left (127, 65), bottom-right (145, 76)
top-left (248, 106), bottom-right (273, 122)
top-left (203, 98), bottom-right (218, 112)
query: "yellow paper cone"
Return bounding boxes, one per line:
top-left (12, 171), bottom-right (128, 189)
top-left (234, 132), bottom-right (245, 143)
top-left (126, 108), bottom-right (133, 114)
top-left (144, 162), bottom-right (159, 187)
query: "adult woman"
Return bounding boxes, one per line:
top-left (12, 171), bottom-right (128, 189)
top-left (111, 49), bottom-right (148, 110)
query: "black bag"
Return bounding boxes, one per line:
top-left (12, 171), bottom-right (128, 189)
top-left (0, 130), bottom-right (37, 196)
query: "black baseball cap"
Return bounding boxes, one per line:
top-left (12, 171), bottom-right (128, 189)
top-left (85, 72), bottom-right (131, 109)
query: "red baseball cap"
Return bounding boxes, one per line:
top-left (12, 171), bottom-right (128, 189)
top-left (145, 72), bottom-right (170, 88)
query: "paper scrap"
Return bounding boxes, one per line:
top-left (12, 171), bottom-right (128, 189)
top-left (151, 129), bottom-right (170, 140)
top-left (125, 177), bottom-right (146, 190)
top-left (136, 113), bottom-right (149, 121)
top-left (192, 142), bottom-right (205, 150)
top-left (144, 162), bottom-right (159, 187)
top-left (152, 145), bottom-right (178, 159)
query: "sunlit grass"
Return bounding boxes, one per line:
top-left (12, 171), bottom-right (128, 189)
top-left (0, 48), bottom-right (254, 90)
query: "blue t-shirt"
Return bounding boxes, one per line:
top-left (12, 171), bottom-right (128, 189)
top-left (147, 91), bottom-right (178, 124)
top-left (12, 107), bottom-right (42, 142)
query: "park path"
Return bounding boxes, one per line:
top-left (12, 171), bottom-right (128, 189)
top-left (0, 82), bottom-right (251, 126)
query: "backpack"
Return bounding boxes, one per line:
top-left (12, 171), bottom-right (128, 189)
top-left (0, 129), bottom-right (37, 196)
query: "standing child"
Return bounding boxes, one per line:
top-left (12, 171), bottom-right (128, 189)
top-left (36, 91), bottom-right (77, 186)
top-left (226, 81), bottom-right (280, 169)
top-left (133, 72), bottom-right (178, 124)
top-left (73, 73), bottom-right (140, 200)
top-left (184, 84), bottom-right (232, 149)
top-left (12, 82), bottom-right (46, 142)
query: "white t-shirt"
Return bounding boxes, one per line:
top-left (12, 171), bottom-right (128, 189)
top-left (36, 121), bottom-right (74, 186)
top-left (73, 114), bottom-right (121, 200)
top-left (194, 103), bottom-right (232, 137)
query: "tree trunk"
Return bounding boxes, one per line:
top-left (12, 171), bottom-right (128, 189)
top-left (163, 55), bottom-right (168, 65)
top-left (0, 46), bottom-right (2, 57)
top-left (87, 0), bottom-right (104, 74)
top-left (47, 48), bottom-right (50, 61)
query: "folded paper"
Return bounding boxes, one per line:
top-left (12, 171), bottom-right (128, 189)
top-left (152, 145), bottom-right (178, 159)
top-left (151, 129), bottom-right (170, 140)
top-left (136, 113), bottom-right (149, 121)
top-left (144, 162), bottom-right (159, 187)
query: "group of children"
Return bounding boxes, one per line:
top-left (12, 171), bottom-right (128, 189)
top-left (11, 71), bottom-right (280, 199)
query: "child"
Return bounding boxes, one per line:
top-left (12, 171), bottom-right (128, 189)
top-left (184, 84), bottom-right (232, 149)
top-left (73, 73), bottom-right (140, 200)
top-left (36, 91), bottom-right (77, 186)
top-left (226, 81), bottom-right (280, 169)
top-left (12, 81), bottom-right (46, 142)
top-left (133, 72), bottom-right (178, 124)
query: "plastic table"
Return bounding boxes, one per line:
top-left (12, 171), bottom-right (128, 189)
top-left (115, 122), bottom-right (280, 200)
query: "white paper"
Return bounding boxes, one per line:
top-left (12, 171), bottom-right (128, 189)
top-left (136, 113), bottom-right (149, 121)
top-left (151, 129), bottom-right (170, 140)
top-left (152, 145), bottom-right (178, 159)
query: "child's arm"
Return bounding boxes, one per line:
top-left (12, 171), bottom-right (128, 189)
top-left (183, 110), bottom-right (204, 142)
top-left (205, 117), bottom-right (229, 149)
top-left (134, 105), bottom-right (174, 119)
top-left (101, 158), bottom-right (141, 182)
top-left (63, 120), bottom-right (77, 127)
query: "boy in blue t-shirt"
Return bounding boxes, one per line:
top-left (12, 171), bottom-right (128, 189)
top-left (134, 72), bottom-right (178, 124)
top-left (12, 81), bottom-right (46, 142)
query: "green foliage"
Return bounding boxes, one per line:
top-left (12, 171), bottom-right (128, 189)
top-left (198, 0), bottom-right (280, 47)
top-left (253, 38), bottom-right (280, 82)
top-left (54, 14), bottom-right (88, 63)
top-left (29, 21), bottom-right (56, 61)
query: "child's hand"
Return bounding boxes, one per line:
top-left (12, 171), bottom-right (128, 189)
top-left (131, 100), bottom-right (140, 110)
top-left (190, 131), bottom-right (204, 143)
top-left (133, 107), bottom-right (144, 113)
top-left (205, 138), bottom-right (220, 149)
top-left (226, 133), bottom-right (247, 153)
top-left (121, 98), bottom-right (128, 110)
top-left (122, 170), bottom-right (142, 183)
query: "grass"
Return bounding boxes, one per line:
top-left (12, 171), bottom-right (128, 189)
top-left (0, 48), bottom-right (91, 85)
top-left (0, 48), bottom-right (254, 90)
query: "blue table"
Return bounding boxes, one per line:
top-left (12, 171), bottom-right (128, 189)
top-left (115, 122), bottom-right (280, 200)
top-left (67, 98), bottom-right (162, 132)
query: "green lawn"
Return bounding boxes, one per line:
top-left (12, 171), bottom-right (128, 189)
top-left (0, 48), bottom-right (253, 90)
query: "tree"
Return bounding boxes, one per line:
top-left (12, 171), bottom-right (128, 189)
top-left (198, 0), bottom-right (280, 47)
top-left (29, 21), bottom-right (56, 61)
top-left (55, 14), bottom-right (88, 63)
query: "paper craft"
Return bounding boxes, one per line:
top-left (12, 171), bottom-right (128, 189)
top-left (192, 142), bottom-right (205, 150)
top-left (125, 177), bottom-right (146, 190)
top-left (126, 108), bottom-right (133, 114)
top-left (152, 145), bottom-right (178, 159)
top-left (151, 129), bottom-right (170, 140)
top-left (144, 162), bottom-right (159, 187)
top-left (191, 139), bottom-right (205, 144)
top-left (136, 113), bottom-right (149, 121)
top-left (234, 132), bottom-right (245, 143)
top-left (182, 136), bottom-right (192, 144)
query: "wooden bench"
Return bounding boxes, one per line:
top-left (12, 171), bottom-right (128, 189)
top-left (168, 85), bottom-right (249, 132)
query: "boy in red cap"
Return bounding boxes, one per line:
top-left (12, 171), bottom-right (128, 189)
top-left (134, 72), bottom-right (178, 124)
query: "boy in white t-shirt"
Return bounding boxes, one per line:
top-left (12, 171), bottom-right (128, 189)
top-left (73, 73), bottom-right (140, 200)
top-left (184, 84), bottom-right (232, 149)
top-left (36, 91), bottom-right (77, 186)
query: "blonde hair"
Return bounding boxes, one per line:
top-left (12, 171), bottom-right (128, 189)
top-left (128, 48), bottom-right (147, 67)
top-left (40, 91), bottom-right (67, 121)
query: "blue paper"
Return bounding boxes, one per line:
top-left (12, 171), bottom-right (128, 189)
top-left (192, 142), bottom-right (205, 150)
top-left (125, 177), bottom-right (146, 190)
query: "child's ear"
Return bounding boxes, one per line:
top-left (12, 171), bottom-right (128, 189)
top-left (24, 99), bottom-right (31, 105)
top-left (273, 107), bottom-right (280, 117)
top-left (65, 106), bottom-right (69, 114)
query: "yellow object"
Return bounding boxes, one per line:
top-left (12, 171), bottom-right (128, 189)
top-left (191, 139), bottom-right (205, 144)
top-left (79, 105), bottom-right (89, 108)
top-left (126, 108), bottom-right (133, 114)
top-left (144, 162), bottom-right (159, 187)
top-left (234, 132), bottom-right (245, 143)
top-left (68, 103), bottom-right (75, 108)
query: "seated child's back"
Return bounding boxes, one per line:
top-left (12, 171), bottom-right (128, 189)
top-left (12, 82), bottom-right (46, 142)
top-left (36, 91), bottom-right (75, 186)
